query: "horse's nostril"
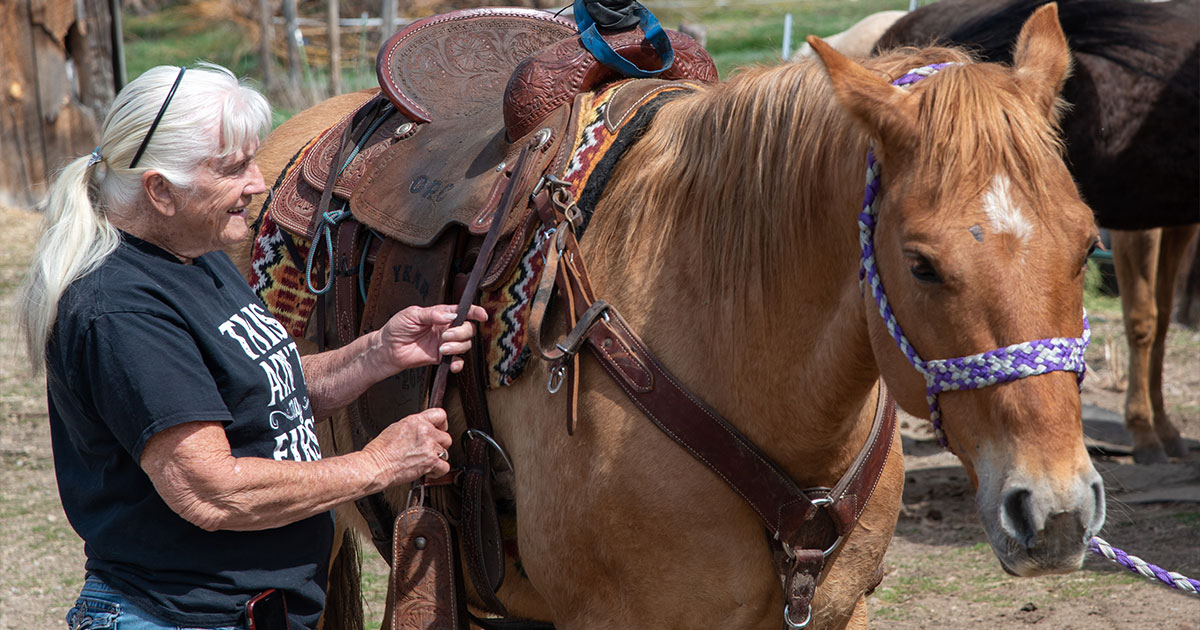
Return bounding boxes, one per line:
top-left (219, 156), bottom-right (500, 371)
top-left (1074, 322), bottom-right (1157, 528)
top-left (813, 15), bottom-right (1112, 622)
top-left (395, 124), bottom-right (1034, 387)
top-left (1002, 488), bottom-right (1037, 548)
top-left (1089, 480), bottom-right (1107, 533)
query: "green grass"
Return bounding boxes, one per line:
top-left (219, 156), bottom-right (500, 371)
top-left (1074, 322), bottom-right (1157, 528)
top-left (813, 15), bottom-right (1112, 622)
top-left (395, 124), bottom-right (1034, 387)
top-left (123, 7), bottom-right (259, 79)
top-left (1170, 511), bottom-right (1200, 527)
top-left (1084, 260), bottom-right (1122, 316)
top-left (654, 0), bottom-right (912, 74)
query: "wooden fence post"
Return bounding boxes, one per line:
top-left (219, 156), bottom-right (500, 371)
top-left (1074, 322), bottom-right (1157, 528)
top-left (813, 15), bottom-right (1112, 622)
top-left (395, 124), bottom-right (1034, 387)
top-left (381, 0), bottom-right (397, 45)
top-left (258, 0), bottom-right (275, 94)
top-left (328, 0), bottom-right (341, 95)
top-left (281, 0), bottom-right (303, 92)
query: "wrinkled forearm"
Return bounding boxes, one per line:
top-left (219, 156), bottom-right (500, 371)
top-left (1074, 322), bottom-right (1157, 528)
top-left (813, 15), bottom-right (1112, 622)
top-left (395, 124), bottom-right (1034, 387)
top-left (154, 447), bottom-right (386, 532)
top-left (300, 330), bottom-right (393, 417)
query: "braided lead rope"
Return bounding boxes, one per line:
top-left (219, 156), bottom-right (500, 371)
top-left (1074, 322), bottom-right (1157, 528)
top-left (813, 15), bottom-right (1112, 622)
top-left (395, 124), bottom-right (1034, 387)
top-left (858, 63), bottom-right (1090, 447)
top-left (1090, 537), bottom-right (1200, 595)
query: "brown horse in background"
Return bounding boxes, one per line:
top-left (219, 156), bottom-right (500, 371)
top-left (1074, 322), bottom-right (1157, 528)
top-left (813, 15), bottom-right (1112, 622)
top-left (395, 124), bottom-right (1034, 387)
top-left (240, 6), bottom-right (1104, 628)
top-left (878, 0), bottom-right (1200, 464)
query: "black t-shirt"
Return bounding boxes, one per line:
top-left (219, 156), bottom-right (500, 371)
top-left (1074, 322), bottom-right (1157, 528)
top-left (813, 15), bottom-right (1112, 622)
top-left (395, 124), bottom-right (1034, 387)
top-left (46, 234), bottom-right (333, 629)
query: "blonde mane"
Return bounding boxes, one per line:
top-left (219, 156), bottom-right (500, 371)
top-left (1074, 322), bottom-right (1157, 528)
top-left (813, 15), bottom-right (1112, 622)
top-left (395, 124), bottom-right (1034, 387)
top-left (586, 46), bottom-right (1066, 314)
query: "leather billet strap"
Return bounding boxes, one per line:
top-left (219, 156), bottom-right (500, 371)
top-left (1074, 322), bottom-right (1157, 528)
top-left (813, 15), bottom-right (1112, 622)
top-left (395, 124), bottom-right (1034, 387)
top-left (453, 271), bottom-right (509, 616)
top-left (525, 182), bottom-right (899, 624)
top-left (427, 143), bottom-right (535, 409)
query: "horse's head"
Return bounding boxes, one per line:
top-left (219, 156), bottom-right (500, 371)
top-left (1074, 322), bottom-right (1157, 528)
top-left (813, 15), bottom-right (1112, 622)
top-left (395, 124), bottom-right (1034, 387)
top-left (811, 4), bottom-right (1105, 576)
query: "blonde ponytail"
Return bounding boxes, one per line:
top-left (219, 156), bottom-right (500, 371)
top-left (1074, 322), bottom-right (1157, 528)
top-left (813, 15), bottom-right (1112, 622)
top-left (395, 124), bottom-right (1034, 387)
top-left (18, 155), bottom-right (121, 370)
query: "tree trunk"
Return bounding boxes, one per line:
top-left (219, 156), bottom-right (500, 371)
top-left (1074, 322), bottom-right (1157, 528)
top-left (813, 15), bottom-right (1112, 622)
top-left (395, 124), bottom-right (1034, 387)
top-left (0, 0), bottom-right (119, 208)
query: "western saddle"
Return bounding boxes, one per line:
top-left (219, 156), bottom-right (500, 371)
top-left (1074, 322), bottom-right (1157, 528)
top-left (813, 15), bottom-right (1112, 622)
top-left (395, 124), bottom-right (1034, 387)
top-left (260, 7), bottom-right (896, 629)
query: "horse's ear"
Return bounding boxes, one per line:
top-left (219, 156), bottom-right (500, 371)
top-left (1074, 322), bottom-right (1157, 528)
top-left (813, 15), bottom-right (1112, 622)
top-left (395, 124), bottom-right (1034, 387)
top-left (1011, 2), bottom-right (1072, 120)
top-left (807, 35), bottom-right (919, 153)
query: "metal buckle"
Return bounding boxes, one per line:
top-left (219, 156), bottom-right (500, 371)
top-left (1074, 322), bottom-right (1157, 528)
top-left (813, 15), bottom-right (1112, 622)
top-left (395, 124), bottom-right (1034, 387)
top-left (779, 497), bottom-right (844, 559)
top-left (811, 496), bottom-right (844, 557)
top-left (547, 364), bottom-right (567, 394)
top-left (551, 187), bottom-right (583, 230)
top-left (405, 482), bottom-right (427, 509)
top-left (783, 603), bottom-right (813, 629)
top-left (463, 429), bottom-right (516, 473)
top-left (531, 173), bottom-right (570, 198)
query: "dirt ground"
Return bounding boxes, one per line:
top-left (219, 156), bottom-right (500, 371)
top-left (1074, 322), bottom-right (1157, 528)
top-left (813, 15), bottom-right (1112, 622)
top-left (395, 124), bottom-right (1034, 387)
top-left (2, 204), bottom-right (1197, 628)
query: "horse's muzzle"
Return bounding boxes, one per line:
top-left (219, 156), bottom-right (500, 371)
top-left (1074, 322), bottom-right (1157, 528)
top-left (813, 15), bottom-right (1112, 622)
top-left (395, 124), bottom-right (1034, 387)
top-left (985, 469), bottom-right (1106, 576)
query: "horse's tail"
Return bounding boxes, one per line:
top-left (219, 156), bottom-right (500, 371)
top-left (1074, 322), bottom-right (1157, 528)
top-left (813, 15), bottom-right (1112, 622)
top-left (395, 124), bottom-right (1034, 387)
top-left (320, 528), bottom-right (365, 630)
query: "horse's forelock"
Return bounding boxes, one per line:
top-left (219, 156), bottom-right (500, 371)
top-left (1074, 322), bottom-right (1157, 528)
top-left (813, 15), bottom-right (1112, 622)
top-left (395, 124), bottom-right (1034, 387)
top-left (909, 62), bottom-right (1068, 211)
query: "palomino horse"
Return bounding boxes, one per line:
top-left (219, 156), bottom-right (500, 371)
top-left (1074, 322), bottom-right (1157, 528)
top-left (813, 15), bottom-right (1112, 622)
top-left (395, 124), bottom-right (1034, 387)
top-left (878, 0), bottom-right (1200, 464)
top-left (241, 6), bottom-right (1103, 629)
top-left (792, 10), bottom-right (908, 60)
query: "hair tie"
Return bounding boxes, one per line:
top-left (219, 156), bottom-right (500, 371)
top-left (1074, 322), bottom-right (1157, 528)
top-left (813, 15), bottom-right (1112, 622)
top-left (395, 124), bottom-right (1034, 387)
top-left (87, 147), bottom-right (103, 167)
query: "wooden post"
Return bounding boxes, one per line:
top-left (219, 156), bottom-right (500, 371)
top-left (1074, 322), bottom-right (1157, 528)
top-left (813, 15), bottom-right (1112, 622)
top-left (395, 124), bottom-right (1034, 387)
top-left (328, 0), bottom-right (341, 95)
top-left (258, 0), bottom-right (275, 94)
top-left (0, 0), bottom-right (119, 208)
top-left (109, 0), bottom-right (126, 90)
top-left (281, 0), bottom-right (303, 92)
top-left (381, 0), bottom-right (398, 46)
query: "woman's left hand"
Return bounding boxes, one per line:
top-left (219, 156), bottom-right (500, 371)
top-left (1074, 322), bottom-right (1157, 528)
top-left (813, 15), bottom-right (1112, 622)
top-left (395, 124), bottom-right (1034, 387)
top-left (376, 304), bottom-right (488, 374)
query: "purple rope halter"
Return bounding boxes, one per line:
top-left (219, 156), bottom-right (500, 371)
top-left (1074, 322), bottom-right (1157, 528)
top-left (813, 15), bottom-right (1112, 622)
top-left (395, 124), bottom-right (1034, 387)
top-left (862, 64), bottom-right (1200, 600)
top-left (858, 63), bottom-right (1090, 448)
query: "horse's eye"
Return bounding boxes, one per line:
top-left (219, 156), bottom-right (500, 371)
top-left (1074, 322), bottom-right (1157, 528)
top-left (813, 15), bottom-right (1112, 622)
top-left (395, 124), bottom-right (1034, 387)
top-left (1083, 237), bottom-right (1101, 271)
top-left (910, 255), bottom-right (942, 284)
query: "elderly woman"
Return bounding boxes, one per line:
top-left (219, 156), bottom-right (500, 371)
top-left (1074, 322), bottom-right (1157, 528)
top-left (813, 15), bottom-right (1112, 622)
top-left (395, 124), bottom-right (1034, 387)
top-left (18, 63), bottom-right (485, 630)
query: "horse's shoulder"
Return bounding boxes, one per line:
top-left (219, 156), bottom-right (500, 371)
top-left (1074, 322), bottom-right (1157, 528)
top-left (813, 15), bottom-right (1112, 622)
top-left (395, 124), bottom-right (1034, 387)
top-left (273, 89), bottom-right (379, 141)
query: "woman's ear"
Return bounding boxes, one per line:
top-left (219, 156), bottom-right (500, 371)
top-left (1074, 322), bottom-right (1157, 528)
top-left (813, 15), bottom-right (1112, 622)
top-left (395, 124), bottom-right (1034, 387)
top-left (142, 171), bottom-right (177, 217)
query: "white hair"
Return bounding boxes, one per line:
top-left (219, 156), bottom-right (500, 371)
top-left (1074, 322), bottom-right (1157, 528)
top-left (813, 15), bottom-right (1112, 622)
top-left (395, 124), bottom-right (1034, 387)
top-left (18, 62), bottom-right (272, 370)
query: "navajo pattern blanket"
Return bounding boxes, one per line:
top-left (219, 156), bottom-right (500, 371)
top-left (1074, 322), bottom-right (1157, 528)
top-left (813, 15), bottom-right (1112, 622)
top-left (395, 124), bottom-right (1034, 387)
top-left (249, 138), bottom-right (320, 339)
top-left (479, 80), bottom-right (693, 387)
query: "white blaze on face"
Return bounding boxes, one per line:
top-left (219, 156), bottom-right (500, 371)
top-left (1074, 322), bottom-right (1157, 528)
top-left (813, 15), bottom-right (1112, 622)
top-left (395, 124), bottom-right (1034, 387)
top-left (981, 175), bottom-right (1033, 244)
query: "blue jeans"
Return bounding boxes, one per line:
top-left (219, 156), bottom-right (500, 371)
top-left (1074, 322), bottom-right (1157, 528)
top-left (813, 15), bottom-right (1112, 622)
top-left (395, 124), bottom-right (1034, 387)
top-left (66, 575), bottom-right (242, 630)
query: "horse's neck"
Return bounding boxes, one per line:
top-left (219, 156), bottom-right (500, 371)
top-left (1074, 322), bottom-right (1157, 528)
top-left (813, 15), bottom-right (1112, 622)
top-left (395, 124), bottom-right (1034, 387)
top-left (582, 76), bottom-right (883, 484)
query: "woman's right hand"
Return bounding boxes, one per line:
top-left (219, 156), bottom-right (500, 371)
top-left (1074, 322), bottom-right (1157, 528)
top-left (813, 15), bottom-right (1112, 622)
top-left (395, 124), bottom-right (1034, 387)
top-left (362, 407), bottom-right (453, 486)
